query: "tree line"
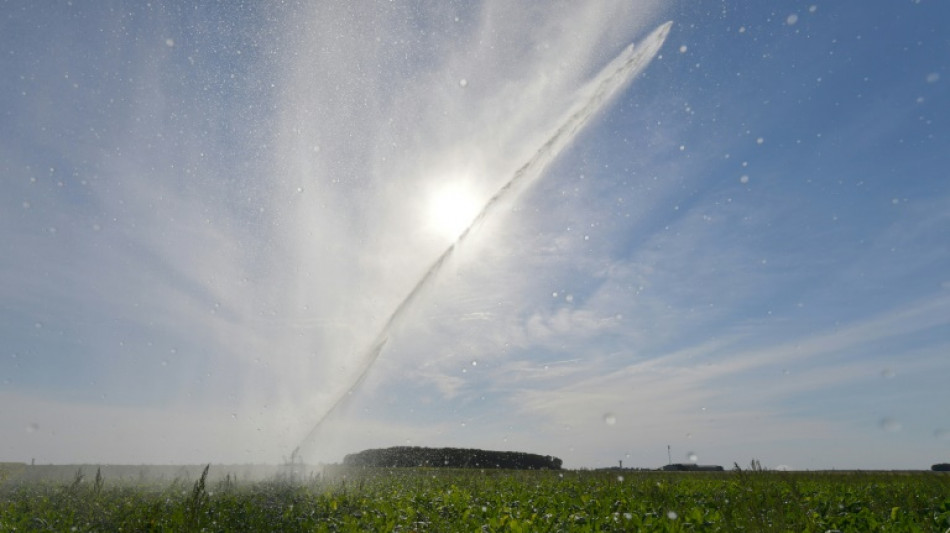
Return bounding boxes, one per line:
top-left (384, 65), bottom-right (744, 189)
top-left (343, 446), bottom-right (563, 470)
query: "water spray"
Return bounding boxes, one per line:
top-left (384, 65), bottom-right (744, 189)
top-left (294, 21), bottom-right (673, 460)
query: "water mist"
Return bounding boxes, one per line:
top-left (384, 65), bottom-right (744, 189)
top-left (294, 21), bottom-right (672, 461)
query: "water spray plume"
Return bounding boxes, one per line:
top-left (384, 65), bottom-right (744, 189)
top-left (294, 21), bottom-right (673, 460)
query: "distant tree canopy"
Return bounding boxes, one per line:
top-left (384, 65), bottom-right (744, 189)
top-left (932, 463), bottom-right (950, 472)
top-left (343, 446), bottom-right (563, 470)
top-left (661, 463), bottom-right (725, 472)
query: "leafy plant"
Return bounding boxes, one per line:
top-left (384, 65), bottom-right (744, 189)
top-left (2, 467), bottom-right (949, 531)
top-left (186, 464), bottom-right (210, 530)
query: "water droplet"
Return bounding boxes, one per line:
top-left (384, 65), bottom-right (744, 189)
top-left (678, 45), bottom-right (687, 53)
top-left (617, 475), bottom-right (624, 482)
top-left (879, 417), bottom-right (901, 432)
top-left (934, 428), bottom-right (950, 441)
top-left (786, 14), bottom-right (799, 25)
top-left (458, 78), bottom-right (468, 88)
top-left (740, 175), bottom-right (749, 184)
top-left (296, 187), bottom-right (304, 193)
top-left (603, 413), bottom-right (617, 425)
top-left (26, 423), bottom-right (39, 433)
top-left (165, 38), bottom-right (175, 47)
top-left (667, 511), bottom-right (678, 520)
top-left (565, 294), bottom-right (574, 303)
top-left (623, 513), bottom-right (633, 520)
top-left (160, 360), bottom-right (168, 366)
top-left (756, 137), bottom-right (764, 145)
top-left (231, 413), bottom-right (237, 420)
top-left (809, 5), bottom-right (817, 13)
top-left (687, 452), bottom-right (698, 463)
top-left (881, 368), bottom-right (896, 378)
top-left (926, 72), bottom-right (940, 83)
top-left (21, 201), bottom-right (30, 209)
top-left (471, 360), bottom-right (477, 367)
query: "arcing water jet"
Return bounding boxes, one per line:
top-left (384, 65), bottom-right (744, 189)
top-left (295, 21), bottom-right (672, 460)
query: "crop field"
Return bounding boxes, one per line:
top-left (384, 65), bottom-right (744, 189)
top-left (1, 465), bottom-right (949, 531)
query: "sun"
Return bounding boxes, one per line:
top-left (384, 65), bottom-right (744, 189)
top-left (425, 181), bottom-right (482, 242)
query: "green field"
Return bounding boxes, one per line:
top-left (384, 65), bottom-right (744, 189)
top-left (2, 465), bottom-right (949, 531)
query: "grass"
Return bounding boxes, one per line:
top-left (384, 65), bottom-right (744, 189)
top-left (1, 466), bottom-right (949, 531)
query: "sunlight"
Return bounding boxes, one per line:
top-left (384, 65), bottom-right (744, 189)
top-left (425, 181), bottom-right (482, 242)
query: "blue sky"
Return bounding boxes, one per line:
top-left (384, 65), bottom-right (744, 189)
top-left (2, 1), bottom-right (948, 469)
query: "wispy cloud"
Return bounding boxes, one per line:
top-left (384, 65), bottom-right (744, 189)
top-left (3, 1), bottom-right (948, 470)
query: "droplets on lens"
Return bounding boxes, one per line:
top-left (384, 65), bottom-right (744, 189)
top-left (879, 417), bottom-right (902, 432)
top-left (687, 452), bottom-right (698, 463)
top-left (603, 413), bottom-right (617, 426)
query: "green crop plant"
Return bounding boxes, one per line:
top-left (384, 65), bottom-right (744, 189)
top-left (1, 467), bottom-right (949, 531)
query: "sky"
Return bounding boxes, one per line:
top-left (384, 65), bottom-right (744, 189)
top-left (1, 1), bottom-right (948, 470)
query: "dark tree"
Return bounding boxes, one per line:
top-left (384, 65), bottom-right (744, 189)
top-left (343, 446), bottom-right (562, 470)
top-left (661, 463), bottom-right (724, 471)
top-left (932, 463), bottom-right (950, 472)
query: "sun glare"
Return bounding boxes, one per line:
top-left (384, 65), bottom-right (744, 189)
top-left (426, 182), bottom-right (482, 242)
